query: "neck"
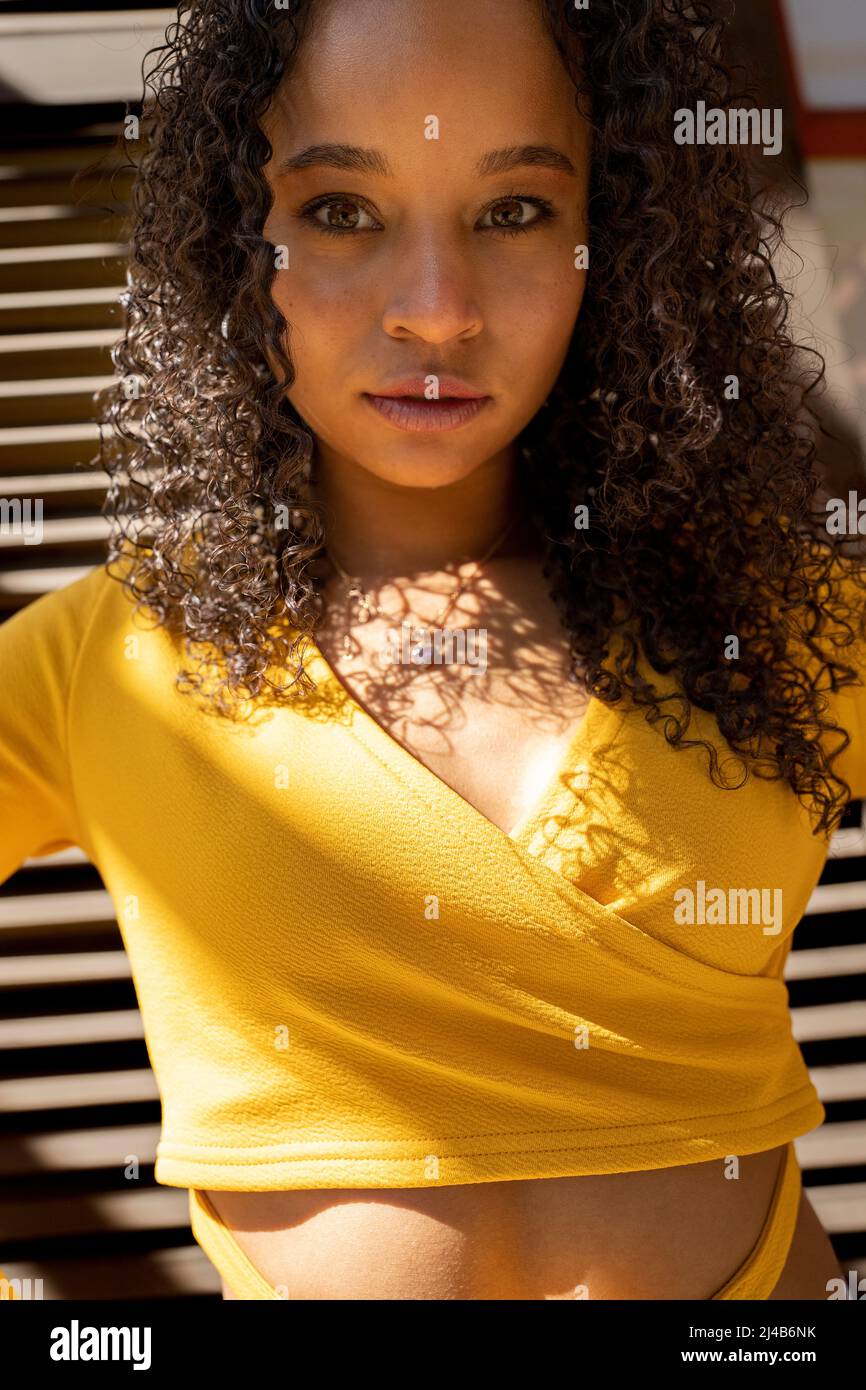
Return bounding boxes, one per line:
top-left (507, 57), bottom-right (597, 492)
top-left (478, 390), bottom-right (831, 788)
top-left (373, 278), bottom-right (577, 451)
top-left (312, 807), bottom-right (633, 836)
top-left (312, 443), bottom-right (538, 579)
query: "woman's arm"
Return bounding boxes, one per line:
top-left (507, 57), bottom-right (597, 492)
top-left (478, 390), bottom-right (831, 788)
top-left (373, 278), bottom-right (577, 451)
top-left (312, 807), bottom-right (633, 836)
top-left (0, 568), bottom-right (105, 883)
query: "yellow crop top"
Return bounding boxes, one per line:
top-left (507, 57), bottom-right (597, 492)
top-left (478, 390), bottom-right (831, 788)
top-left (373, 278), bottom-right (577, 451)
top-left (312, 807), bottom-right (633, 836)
top-left (2, 560), bottom-right (866, 1190)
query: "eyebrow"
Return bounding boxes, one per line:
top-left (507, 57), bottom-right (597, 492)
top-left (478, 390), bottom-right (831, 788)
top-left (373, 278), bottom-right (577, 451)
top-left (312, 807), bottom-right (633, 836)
top-left (278, 142), bottom-right (577, 178)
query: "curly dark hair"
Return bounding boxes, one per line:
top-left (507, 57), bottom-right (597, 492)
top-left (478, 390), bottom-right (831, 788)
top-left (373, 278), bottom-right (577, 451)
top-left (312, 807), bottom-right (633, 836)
top-left (96, 0), bottom-right (866, 838)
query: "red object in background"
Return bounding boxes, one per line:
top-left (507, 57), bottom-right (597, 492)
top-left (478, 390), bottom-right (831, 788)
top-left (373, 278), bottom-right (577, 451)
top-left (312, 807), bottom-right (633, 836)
top-left (771, 0), bottom-right (866, 156)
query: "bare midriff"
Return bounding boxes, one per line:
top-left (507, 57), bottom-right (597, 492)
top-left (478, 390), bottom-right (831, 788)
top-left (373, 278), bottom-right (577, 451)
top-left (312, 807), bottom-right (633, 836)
top-left (205, 1144), bottom-right (842, 1300)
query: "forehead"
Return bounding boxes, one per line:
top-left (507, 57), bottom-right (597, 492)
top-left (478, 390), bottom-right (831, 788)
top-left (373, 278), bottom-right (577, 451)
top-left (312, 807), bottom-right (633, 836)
top-left (264, 0), bottom-right (585, 163)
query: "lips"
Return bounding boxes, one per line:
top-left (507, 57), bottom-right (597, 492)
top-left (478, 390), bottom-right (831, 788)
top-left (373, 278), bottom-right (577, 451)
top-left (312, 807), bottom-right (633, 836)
top-left (368, 375), bottom-right (488, 401)
top-left (361, 374), bottom-right (492, 432)
top-left (362, 391), bottom-right (492, 433)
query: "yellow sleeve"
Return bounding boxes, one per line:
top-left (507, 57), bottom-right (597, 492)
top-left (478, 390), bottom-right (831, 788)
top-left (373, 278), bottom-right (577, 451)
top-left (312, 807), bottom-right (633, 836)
top-left (832, 684), bottom-right (866, 800)
top-left (827, 561), bottom-right (866, 801)
top-left (0, 567), bottom-right (106, 883)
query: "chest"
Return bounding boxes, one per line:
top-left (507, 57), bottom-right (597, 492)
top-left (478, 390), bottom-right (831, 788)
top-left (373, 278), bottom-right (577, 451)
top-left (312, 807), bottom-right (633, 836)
top-left (315, 616), bottom-right (592, 837)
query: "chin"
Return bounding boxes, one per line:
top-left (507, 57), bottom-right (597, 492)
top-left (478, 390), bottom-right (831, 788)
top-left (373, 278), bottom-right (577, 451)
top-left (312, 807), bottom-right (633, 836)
top-left (353, 450), bottom-right (491, 489)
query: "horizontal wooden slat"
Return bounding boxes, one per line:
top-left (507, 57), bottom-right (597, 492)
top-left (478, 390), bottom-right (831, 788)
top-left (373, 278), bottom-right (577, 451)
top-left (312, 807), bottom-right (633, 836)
top-left (0, 428), bottom-right (136, 479)
top-left (0, 1245), bottom-right (220, 1300)
top-left (796, 1120), bottom-right (866, 1169)
top-left (0, 127), bottom-right (125, 171)
top-left (807, 1182), bottom-right (866, 1234)
top-left (0, 151), bottom-right (122, 180)
top-left (4, 517), bottom-right (111, 551)
top-left (0, 471), bottom-right (107, 494)
top-left (0, 515), bottom-right (111, 547)
top-left (0, 564), bottom-right (97, 595)
top-left (0, 1068), bottom-right (158, 1113)
top-left (0, 1187), bottom-right (189, 1242)
top-left (0, 422), bottom-right (101, 444)
top-left (0, 217), bottom-right (126, 253)
top-left (0, 890), bottom-right (115, 929)
top-left (1, 396), bottom-right (110, 429)
top-left (0, 253), bottom-right (126, 294)
top-left (0, 10), bottom-right (177, 37)
top-left (0, 328), bottom-right (118, 354)
top-left (0, 205), bottom-right (97, 223)
top-left (0, 949), bottom-right (130, 987)
top-left (0, 1009), bottom-right (142, 1052)
top-left (0, 244), bottom-right (124, 266)
top-left (791, 1000), bottom-right (866, 1041)
top-left (785, 942), bottom-right (866, 979)
top-left (806, 881), bottom-right (866, 914)
top-left (809, 1062), bottom-right (866, 1102)
top-left (0, 917), bottom-right (117, 950)
top-left (0, 286), bottom-right (122, 311)
top-left (0, 176), bottom-right (129, 212)
top-left (0, 1121), bottom-right (157, 1174)
top-left (0, 292), bottom-right (122, 332)
top-left (0, 374), bottom-right (114, 397)
top-left (0, 330), bottom-right (118, 385)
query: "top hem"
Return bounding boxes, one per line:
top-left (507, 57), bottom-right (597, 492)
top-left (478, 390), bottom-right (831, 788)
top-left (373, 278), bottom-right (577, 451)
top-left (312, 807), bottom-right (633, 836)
top-left (154, 1089), bottom-right (825, 1191)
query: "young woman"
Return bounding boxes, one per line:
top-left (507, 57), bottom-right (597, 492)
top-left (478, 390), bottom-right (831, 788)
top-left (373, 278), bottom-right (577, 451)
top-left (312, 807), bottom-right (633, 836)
top-left (3, 0), bottom-right (866, 1300)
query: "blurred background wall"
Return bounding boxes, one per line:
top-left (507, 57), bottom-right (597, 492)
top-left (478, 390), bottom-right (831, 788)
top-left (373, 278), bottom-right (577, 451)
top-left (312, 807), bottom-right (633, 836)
top-left (0, 0), bottom-right (865, 1301)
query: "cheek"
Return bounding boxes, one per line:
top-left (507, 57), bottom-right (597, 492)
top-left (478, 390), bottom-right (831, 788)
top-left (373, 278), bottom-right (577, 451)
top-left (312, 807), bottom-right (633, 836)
top-left (545, 265), bottom-right (586, 351)
top-left (265, 205), bottom-right (370, 338)
top-left (496, 261), bottom-right (586, 371)
top-left (271, 267), bottom-right (366, 352)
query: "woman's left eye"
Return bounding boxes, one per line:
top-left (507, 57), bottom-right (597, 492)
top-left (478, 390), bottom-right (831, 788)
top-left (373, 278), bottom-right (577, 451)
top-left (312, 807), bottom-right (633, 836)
top-left (478, 196), bottom-right (555, 234)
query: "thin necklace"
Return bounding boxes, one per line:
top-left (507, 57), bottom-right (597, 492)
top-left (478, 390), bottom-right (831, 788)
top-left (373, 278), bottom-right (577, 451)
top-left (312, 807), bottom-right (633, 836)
top-left (325, 518), bottom-right (516, 658)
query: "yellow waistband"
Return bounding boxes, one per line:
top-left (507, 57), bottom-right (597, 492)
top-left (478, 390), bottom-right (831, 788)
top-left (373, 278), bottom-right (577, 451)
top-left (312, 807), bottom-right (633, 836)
top-left (189, 1187), bottom-right (284, 1300)
top-left (710, 1143), bottom-right (802, 1299)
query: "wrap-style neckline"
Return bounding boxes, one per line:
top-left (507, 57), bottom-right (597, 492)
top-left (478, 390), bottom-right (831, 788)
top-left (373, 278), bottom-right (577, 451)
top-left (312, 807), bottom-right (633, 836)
top-left (302, 630), bottom-right (625, 853)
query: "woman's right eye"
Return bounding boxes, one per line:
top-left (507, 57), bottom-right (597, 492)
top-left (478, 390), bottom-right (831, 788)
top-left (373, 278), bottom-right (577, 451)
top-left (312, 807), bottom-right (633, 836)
top-left (299, 197), bottom-right (381, 236)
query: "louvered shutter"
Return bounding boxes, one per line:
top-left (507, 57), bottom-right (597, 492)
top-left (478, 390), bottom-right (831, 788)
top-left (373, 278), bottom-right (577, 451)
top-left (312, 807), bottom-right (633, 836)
top-left (1, 77), bottom-right (221, 1298)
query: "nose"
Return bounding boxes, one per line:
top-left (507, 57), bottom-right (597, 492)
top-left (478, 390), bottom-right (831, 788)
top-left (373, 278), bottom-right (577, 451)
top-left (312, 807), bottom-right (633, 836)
top-left (381, 224), bottom-right (483, 345)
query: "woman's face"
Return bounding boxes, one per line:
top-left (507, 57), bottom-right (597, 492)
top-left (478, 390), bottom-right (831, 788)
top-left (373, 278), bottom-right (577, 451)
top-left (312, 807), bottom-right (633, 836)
top-left (262, 0), bottom-right (590, 490)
